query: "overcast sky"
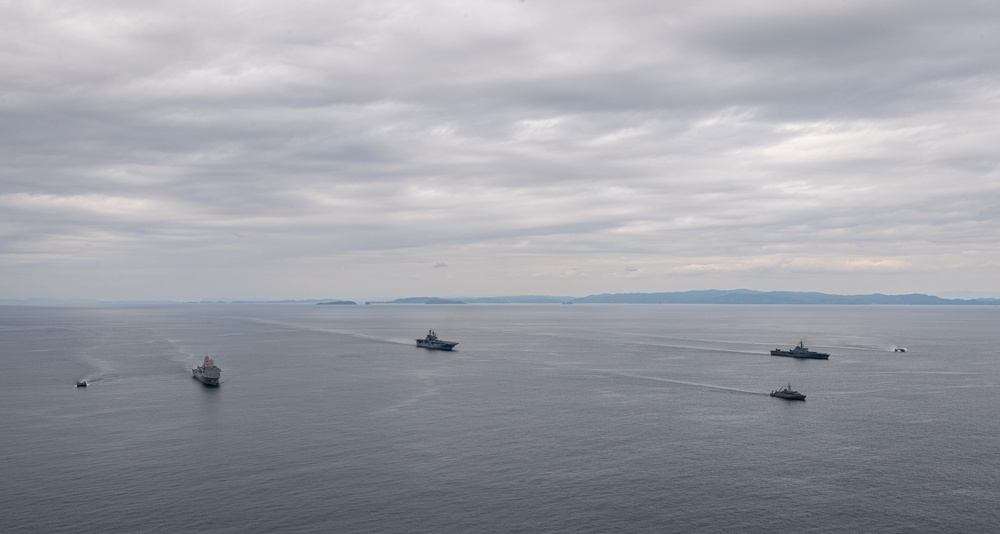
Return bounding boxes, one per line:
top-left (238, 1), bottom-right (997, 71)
top-left (2, 0), bottom-right (999, 301)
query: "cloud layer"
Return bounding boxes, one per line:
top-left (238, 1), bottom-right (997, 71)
top-left (2, 0), bottom-right (999, 300)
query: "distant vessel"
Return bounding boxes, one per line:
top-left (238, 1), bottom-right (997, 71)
top-left (76, 380), bottom-right (87, 387)
top-left (771, 340), bottom-right (830, 360)
top-left (416, 329), bottom-right (458, 351)
top-left (894, 347), bottom-right (907, 353)
top-left (770, 384), bottom-right (806, 401)
top-left (192, 356), bottom-right (221, 386)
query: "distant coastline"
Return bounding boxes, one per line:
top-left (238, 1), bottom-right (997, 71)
top-left (3, 289), bottom-right (999, 306)
top-left (567, 289), bottom-right (1000, 305)
top-left (366, 290), bottom-right (1000, 306)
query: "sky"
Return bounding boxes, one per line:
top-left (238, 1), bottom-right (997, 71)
top-left (2, 0), bottom-right (999, 302)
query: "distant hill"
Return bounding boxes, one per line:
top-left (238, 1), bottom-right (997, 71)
top-left (4, 290), bottom-right (998, 307)
top-left (570, 289), bottom-right (1000, 305)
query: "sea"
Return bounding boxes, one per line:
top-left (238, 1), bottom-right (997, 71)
top-left (2, 303), bottom-right (999, 533)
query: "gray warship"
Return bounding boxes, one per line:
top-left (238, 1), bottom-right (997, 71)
top-left (416, 330), bottom-right (458, 351)
top-left (770, 340), bottom-right (830, 360)
top-left (192, 355), bottom-right (221, 386)
top-left (770, 384), bottom-right (806, 401)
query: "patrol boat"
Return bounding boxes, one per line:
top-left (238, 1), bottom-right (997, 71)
top-left (416, 330), bottom-right (458, 351)
top-left (770, 384), bottom-right (806, 401)
top-left (192, 355), bottom-right (221, 386)
top-left (770, 340), bottom-right (830, 360)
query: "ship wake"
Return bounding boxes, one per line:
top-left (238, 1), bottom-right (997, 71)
top-left (589, 368), bottom-right (770, 396)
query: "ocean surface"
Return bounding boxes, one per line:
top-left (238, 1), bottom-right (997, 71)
top-left (2, 304), bottom-right (999, 533)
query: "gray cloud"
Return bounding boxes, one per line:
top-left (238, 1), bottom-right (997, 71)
top-left (2, 0), bottom-right (999, 300)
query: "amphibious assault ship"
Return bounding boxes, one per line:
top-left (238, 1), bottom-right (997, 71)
top-left (416, 330), bottom-right (458, 351)
top-left (192, 356), bottom-right (221, 386)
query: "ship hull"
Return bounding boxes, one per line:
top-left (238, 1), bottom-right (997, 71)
top-left (193, 373), bottom-right (220, 386)
top-left (770, 350), bottom-right (829, 360)
top-left (770, 392), bottom-right (806, 400)
top-left (192, 369), bottom-right (221, 386)
top-left (416, 340), bottom-right (458, 351)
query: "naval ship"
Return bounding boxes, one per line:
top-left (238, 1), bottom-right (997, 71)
top-left (770, 340), bottom-right (830, 360)
top-left (416, 330), bottom-right (459, 351)
top-left (770, 384), bottom-right (806, 401)
top-left (192, 355), bottom-right (221, 386)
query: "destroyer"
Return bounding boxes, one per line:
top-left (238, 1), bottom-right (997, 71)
top-left (770, 384), bottom-right (806, 401)
top-left (192, 355), bottom-right (221, 386)
top-left (771, 340), bottom-right (830, 360)
top-left (416, 329), bottom-right (458, 351)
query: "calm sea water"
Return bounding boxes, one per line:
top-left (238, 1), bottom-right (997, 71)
top-left (2, 304), bottom-right (999, 533)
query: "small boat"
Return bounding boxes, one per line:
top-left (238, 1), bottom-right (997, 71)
top-left (416, 329), bottom-right (459, 351)
top-left (894, 347), bottom-right (907, 353)
top-left (770, 340), bottom-right (830, 360)
top-left (76, 380), bottom-right (88, 387)
top-left (770, 384), bottom-right (806, 401)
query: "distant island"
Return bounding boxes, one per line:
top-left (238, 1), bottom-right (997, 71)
top-left (3, 290), bottom-right (999, 306)
top-left (569, 289), bottom-right (1000, 305)
top-left (364, 290), bottom-right (1000, 306)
